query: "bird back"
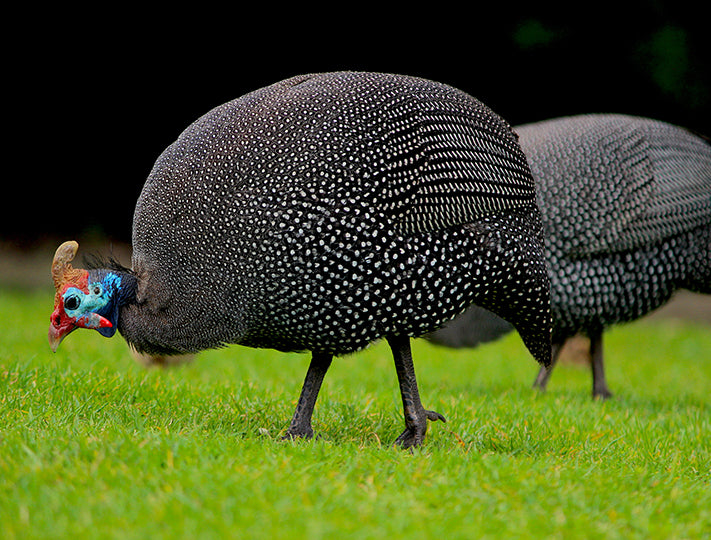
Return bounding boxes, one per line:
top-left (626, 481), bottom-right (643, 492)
top-left (516, 114), bottom-right (711, 258)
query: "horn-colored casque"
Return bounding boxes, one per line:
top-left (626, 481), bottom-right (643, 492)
top-left (51, 241), bottom-right (85, 292)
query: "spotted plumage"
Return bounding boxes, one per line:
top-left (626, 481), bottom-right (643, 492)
top-left (49, 72), bottom-right (551, 446)
top-left (426, 114), bottom-right (711, 397)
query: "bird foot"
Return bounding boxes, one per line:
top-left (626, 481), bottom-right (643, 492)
top-left (394, 409), bottom-right (446, 449)
top-left (593, 388), bottom-right (613, 400)
top-left (281, 425), bottom-right (314, 441)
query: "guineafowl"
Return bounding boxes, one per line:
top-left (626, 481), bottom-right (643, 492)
top-left (426, 114), bottom-right (711, 398)
top-left (48, 72), bottom-right (551, 447)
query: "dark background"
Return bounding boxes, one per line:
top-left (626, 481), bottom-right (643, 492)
top-left (5, 4), bottom-right (709, 247)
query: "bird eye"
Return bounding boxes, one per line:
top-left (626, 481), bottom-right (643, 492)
top-left (93, 285), bottom-right (102, 295)
top-left (64, 295), bottom-right (80, 310)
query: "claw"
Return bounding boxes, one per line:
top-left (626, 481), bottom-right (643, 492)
top-left (281, 428), bottom-right (314, 441)
top-left (394, 408), bottom-right (446, 449)
top-left (425, 410), bottom-right (446, 423)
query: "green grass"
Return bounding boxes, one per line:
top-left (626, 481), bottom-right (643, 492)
top-left (1, 288), bottom-right (710, 539)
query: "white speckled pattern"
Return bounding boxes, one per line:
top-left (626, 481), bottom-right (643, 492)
top-left (428, 114), bottom-right (711, 348)
top-left (120, 72), bottom-right (551, 361)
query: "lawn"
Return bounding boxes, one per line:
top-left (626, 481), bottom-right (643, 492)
top-left (1, 287), bottom-right (710, 539)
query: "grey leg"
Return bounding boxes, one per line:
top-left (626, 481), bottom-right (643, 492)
top-left (533, 341), bottom-right (564, 392)
top-left (388, 335), bottom-right (446, 448)
top-left (283, 352), bottom-right (333, 440)
top-left (590, 330), bottom-right (612, 399)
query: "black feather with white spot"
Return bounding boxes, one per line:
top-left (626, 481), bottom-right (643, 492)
top-left (520, 114), bottom-right (710, 342)
top-left (121, 72), bottom-right (551, 364)
top-left (427, 114), bottom-right (710, 396)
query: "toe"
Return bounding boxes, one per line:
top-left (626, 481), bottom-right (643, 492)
top-left (425, 409), bottom-right (446, 423)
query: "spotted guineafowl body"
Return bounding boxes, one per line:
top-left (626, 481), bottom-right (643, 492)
top-left (125, 72), bottom-right (550, 360)
top-left (529, 115), bottom-right (710, 335)
top-left (427, 114), bottom-right (711, 397)
top-left (49, 72), bottom-right (551, 446)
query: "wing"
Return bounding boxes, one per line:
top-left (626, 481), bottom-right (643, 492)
top-left (517, 114), bottom-right (711, 257)
top-left (621, 117), bottom-right (711, 249)
top-left (372, 85), bottom-right (538, 235)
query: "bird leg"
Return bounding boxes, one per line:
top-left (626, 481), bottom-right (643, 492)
top-left (388, 335), bottom-right (446, 449)
top-left (532, 341), bottom-right (564, 392)
top-left (589, 329), bottom-right (612, 399)
top-left (283, 352), bottom-right (333, 440)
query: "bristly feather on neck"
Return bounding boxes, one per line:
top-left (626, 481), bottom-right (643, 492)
top-left (83, 252), bottom-right (134, 276)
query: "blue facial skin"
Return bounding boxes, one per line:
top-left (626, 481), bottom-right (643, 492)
top-left (62, 271), bottom-right (123, 337)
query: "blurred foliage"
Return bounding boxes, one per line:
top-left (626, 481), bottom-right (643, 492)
top-left (638, 25), bottom-right (704, 107)
top-left (512, 19), bottom-right (559, 48)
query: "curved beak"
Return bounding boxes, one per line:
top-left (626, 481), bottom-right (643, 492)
top-left (48, 310), bottom-right (113, 352)
top-left (48, 313), bottom-right (76, 352)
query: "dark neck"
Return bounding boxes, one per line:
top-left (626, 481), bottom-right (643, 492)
top-left (110, 270), bottom-right (187, 356)
top-left (113, 270), bottom-right (139, 308)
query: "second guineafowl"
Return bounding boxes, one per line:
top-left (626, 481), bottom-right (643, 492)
top-left (48, 72), bottom-right (551, 447)
top-left (426, 114), bottom-right (711, 398)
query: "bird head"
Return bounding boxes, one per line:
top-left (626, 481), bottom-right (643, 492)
top-left (48, 241), bottom-right (123, 352)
